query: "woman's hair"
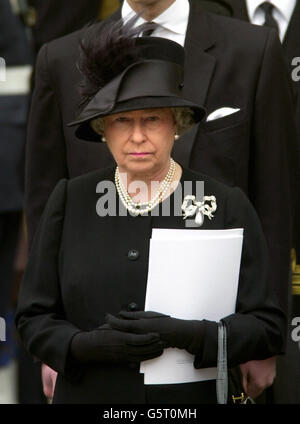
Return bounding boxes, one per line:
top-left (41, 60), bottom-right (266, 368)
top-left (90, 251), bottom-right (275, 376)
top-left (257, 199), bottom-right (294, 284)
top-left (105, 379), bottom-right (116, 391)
top-left (170, 107), bottom-right (195, 136)
top-left (90, 107), bottom-right (195, 138)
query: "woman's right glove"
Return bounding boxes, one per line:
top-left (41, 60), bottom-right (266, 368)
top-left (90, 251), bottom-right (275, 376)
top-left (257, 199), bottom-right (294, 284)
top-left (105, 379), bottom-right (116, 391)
top-left (106, 311), bottom-right (208, 355)
top-left (70, 324), bottom-right (165, 364)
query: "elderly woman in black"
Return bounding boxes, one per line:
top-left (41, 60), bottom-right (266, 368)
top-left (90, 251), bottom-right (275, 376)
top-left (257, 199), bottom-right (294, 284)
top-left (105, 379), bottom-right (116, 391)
top-left (15, 20), bottom-right (285, 404)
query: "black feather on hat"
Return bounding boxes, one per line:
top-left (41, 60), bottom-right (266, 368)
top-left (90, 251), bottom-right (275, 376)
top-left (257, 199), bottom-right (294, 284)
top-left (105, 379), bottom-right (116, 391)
top-left (68, 15), bottom-right (206, 142)
top-left (77, 16), bottom-right (158, 108)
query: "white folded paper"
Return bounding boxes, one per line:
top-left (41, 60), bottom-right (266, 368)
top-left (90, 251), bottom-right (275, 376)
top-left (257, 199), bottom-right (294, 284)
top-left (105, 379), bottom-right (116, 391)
top-left (141, 228), bottom-right (244, 385)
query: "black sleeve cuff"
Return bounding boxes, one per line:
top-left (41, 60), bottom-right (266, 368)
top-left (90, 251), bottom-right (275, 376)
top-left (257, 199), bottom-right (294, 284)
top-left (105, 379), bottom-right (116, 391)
top-left (193, 320), bottom-right (218, 369)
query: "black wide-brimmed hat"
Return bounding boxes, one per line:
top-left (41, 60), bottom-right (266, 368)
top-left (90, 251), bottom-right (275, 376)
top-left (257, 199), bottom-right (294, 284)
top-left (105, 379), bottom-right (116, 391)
top-left (67, 18), bottom-right (206, 142)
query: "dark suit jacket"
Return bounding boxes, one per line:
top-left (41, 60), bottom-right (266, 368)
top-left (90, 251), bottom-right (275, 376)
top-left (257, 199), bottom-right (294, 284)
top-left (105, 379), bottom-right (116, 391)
top-left (222, 0), bottom-right (300, 256)
top-left (25, 0), bottom-right (297, 322)
top-left (16, 167), bottom-right (284, 403)
top-left (189, 0), bottom-right (233, 15)
top-left (29, 0), bottom-right (102, 54)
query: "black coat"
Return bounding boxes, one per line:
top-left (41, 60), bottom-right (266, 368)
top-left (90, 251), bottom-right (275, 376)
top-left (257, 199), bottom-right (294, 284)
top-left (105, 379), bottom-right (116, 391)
top-left (25, 0), bottom-right (298, 322)
top-left (16, 166), bottom-right (285, 404)
top-left (29, 0), bottom-right (102, 54)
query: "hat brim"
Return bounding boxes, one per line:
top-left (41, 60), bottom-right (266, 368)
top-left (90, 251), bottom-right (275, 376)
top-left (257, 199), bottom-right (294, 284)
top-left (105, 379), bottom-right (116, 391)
top-left (71, 96), bottom-right (206, 142)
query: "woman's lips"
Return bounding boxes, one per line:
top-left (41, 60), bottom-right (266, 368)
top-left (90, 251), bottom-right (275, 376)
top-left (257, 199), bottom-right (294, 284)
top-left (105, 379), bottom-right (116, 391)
top-left (129, 152), bottom-right (151, 157)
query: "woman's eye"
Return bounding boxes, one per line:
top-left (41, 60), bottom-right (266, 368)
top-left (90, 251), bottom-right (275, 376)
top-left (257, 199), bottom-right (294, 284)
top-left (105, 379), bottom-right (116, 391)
top-left (116, 117), bottom-right (129, 123)
top-left (146, 116), bottom-right (159, 122)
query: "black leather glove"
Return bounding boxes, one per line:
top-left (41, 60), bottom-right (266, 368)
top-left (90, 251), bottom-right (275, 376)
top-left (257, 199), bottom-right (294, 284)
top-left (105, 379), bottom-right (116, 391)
top-left (70, 323), bottom-right (165, 364)
top-left (106, 311), bottom-right (208, 355)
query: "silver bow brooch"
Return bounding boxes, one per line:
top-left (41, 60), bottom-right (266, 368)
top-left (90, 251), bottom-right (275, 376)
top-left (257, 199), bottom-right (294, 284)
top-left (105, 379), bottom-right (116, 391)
top-left (182, 195), bottom-right (217, 227)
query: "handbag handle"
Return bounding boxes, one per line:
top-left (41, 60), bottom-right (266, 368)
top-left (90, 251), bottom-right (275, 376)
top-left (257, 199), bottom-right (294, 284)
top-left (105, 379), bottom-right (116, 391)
top-left (216, 321), bottom-right (228, 404)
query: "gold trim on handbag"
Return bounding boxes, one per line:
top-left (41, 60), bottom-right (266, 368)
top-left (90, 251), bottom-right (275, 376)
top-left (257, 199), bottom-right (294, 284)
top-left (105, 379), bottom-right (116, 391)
top-left (292, 249), bottom-right (300, 295)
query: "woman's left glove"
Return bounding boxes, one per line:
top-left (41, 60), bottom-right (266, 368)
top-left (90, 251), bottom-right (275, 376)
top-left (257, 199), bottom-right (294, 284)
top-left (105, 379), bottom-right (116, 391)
top-left (106, 311), bottom-right (209, 355)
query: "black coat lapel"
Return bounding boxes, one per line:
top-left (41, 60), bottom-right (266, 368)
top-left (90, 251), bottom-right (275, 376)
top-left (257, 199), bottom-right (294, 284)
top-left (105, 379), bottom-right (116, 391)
top-left (173, 0), bottom-right (216, 167)
top-left (183, 0), bottom-right (216, 105)
top-left (223, 0), bottom-right (250, 21)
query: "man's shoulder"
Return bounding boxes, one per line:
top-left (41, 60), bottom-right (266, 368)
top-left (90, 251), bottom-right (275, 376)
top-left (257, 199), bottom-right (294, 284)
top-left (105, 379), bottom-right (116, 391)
top-left (192, 7), bottom-right (272, 49)
top-left (44, 8), bottom-right (120, 63)
top-left (45, 22), bottom-right (103, 62)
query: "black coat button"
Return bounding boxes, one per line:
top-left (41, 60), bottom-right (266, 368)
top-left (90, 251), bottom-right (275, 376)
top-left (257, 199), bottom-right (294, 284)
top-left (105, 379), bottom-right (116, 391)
top-left (127, 302), bottom-right (139, 312)
top-left (128, 249), bottom-right (139, 261)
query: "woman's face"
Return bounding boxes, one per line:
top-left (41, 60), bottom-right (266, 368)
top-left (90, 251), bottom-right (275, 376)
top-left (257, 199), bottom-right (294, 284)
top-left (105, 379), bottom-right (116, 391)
top-left (103, 108), bottom-right (177, 179)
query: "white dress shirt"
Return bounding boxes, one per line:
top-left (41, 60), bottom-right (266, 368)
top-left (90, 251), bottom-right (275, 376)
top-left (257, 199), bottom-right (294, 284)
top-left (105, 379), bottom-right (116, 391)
top-left (246, 0), bottom-right (297, 42)
top-left (122, 0), bottom-right (190, 47)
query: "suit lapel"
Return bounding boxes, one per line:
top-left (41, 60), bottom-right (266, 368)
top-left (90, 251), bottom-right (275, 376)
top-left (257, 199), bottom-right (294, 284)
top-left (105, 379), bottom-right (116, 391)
top-left (173, 0), bottom-right (217, 167)
top-left (223, 0), bottom-right (250, 21)
top-left (183, 3), bottom-right (216, 105)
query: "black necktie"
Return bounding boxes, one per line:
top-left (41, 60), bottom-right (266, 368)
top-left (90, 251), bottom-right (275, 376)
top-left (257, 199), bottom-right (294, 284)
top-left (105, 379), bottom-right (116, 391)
top-left (259, 2), bottom-right (279, 33)
top-left (141, 22), bottom-right (156, 37)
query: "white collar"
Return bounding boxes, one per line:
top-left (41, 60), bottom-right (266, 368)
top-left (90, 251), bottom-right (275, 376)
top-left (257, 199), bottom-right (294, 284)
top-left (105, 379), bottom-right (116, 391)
top-left (246, 0), bottom-right (297, 22)
top-left (122, 0), bottom-right (189, 35)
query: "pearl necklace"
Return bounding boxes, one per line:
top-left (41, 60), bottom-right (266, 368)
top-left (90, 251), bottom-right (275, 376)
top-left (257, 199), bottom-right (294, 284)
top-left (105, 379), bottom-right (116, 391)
top-left (115, 158), bottom-right (176, 215)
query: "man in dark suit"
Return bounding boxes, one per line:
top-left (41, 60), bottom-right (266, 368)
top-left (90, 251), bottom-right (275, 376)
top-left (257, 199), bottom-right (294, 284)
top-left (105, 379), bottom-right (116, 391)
top-left (0, 0), bottom-right (32, 343)
top-left (222, 0), bottom-right (300, 253)
top-left (25, 0), bottom-right (298, 401)
top-left (219, 0), bottom-right (300, 403)
top-left (0, 0), bottom-right (33, 399)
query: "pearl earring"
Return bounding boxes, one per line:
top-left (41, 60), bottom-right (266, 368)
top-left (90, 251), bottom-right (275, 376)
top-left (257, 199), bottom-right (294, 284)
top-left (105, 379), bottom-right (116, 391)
top-left (174, 133), bottom-right (180, 141)
top-left (102, 136), bottom-right (106, 142)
